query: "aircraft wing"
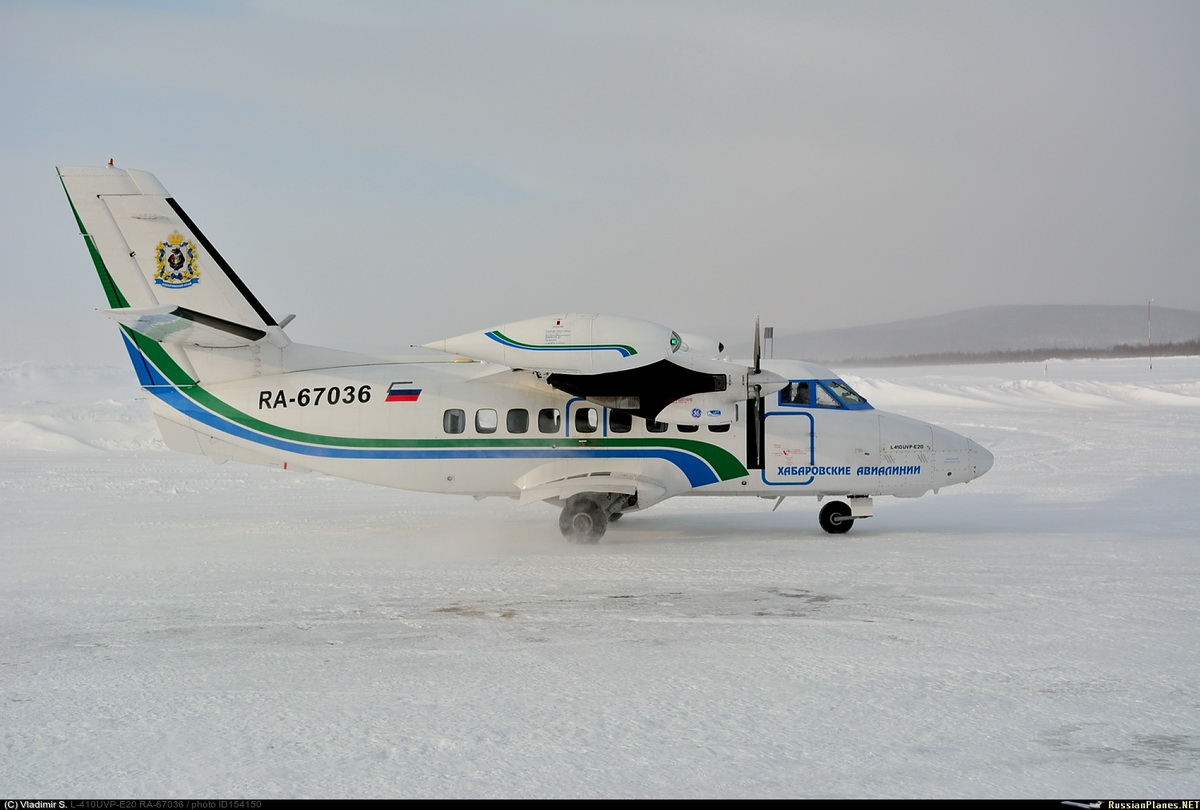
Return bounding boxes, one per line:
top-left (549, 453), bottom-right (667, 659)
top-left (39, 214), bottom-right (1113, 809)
top-left (422, 314), bottom-right (785, 424)
top-left (515, 470), bottom-right (668, 509)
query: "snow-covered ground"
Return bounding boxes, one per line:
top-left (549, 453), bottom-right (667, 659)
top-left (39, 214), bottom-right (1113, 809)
top-left (2, 357), bottom-right (1197, 798)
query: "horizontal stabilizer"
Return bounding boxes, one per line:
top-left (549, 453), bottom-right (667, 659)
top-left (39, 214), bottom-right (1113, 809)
top-left (103, 304), bottom-right (279, 348)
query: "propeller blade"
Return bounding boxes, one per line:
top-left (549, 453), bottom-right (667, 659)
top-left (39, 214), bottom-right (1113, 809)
top-left (747, 315), bottom-right (765, 469)
top-left (753, 316), bottom-right (761, 375)
top-left (748, 381), bottom-right (764, 470)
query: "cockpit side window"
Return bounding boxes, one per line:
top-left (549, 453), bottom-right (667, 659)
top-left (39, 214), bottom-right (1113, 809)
top-left (780, 381), bottom-right (811, 406)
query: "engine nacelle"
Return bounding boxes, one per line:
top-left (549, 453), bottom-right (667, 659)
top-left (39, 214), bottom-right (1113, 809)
top-left (422, 314), bottom-right (680, 374)
top-left (674, 332), bottom-right (725, 358)
top-left (654, 392), bottom-right (738, 425)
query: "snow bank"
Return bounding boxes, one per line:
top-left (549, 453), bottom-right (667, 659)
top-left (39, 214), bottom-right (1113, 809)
top-left (0, 362), bottom-right (158, 453)
top-left (1, 357), bottom-right (1197, 798)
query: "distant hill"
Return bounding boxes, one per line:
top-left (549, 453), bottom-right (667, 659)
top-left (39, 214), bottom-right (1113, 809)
top-left (763, 305), bottom-right (1200, 365)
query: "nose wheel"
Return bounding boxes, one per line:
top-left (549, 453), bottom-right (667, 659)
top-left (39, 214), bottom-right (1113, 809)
top-left (819, 501), bottom-right (854, 534)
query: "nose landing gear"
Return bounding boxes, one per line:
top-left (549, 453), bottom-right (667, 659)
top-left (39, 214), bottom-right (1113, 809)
top-left (819, 501), bottom-right (854, 534)
top-left (818, 497), bottom-right (873, 534)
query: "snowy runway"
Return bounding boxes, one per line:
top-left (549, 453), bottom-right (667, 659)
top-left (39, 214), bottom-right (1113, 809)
top-left (2, 358), bottom-right (1197, 797)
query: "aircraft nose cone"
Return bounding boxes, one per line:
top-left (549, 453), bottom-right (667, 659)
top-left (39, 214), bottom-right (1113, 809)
top-left (969, 439), bottom-right (994, 478)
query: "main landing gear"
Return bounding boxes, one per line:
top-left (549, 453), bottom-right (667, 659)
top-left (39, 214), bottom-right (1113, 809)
top-left (559, 496), bottom-right (607, 544)
top-left (558, 492), bottom-right (633, 544)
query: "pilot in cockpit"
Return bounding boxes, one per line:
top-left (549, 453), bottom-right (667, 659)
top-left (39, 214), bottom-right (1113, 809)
top-left (781, 381), bottom-right (811, 406)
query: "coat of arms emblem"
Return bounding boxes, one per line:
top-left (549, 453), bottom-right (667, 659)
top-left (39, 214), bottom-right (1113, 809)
top-left (154, 230), bottom-right (200, 288)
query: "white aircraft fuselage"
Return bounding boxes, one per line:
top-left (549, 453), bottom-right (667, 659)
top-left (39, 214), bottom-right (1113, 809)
top-left (60, 165), bottom-right (992, 542)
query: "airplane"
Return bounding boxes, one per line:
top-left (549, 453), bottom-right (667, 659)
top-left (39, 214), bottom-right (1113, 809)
top-left (58, 164), bottom-right (993, 543)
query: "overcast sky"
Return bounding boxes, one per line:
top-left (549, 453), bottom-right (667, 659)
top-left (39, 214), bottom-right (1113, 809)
top-left (3, 0), bottom-right (1197, 366)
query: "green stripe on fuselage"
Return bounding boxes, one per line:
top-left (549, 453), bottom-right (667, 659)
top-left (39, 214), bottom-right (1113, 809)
top-left (67, 185), bottom-right (749, 484)
top-left (133, 333), bottom-right (747, 479)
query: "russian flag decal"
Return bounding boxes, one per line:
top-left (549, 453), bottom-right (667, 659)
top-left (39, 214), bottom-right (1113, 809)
top-left (386, 381), bottom-right (421, 402)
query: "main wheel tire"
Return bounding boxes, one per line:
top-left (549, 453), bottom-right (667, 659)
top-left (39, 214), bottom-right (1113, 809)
top-left (559, 497), bottom-right (608, 543)
top-left (819, 501), bottom-right (854, 534)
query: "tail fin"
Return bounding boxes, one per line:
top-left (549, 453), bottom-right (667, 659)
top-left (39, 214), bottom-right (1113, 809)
top-left (59, 165), bottom-right (292, 385)
top-left (58, 165), bottom-right (279, 330)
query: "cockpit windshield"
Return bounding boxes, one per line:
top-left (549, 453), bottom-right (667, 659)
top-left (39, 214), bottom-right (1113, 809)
top-left (827, 380), bottom-right (867, 404)
top-left (778, 379), bottom-right (872, 410)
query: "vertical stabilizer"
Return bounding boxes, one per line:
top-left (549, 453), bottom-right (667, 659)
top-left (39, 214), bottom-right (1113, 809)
top-left (59, 165), bottom-right (292, 386)
top-left (58, 165), bottom-right (277, 329)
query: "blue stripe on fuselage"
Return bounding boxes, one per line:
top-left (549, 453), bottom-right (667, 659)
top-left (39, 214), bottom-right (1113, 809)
top-left (130, 339), bottom-right (720, 488)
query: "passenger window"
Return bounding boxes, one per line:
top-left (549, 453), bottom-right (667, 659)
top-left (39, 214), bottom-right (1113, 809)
top-left (708, 424), bottom-right (730, 433)
top-left (646, 419), bottom-right (668, 433)
top-left (677, 424), bottom-right (699, 433)
top-left (609, 410), bottom-right (632, 434)
top-left (443, 408), bottom-right (465, 434)
top-left (538, 408), bottom-right (561, 433)
top-left (780, 381), bottom-right (811, 406)
top-left (506, 409), bottom-right (529, 434)
top-left (475, 408), bottom-right (497, 434)
top-left (575, 407), bottom-right (598, 434)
